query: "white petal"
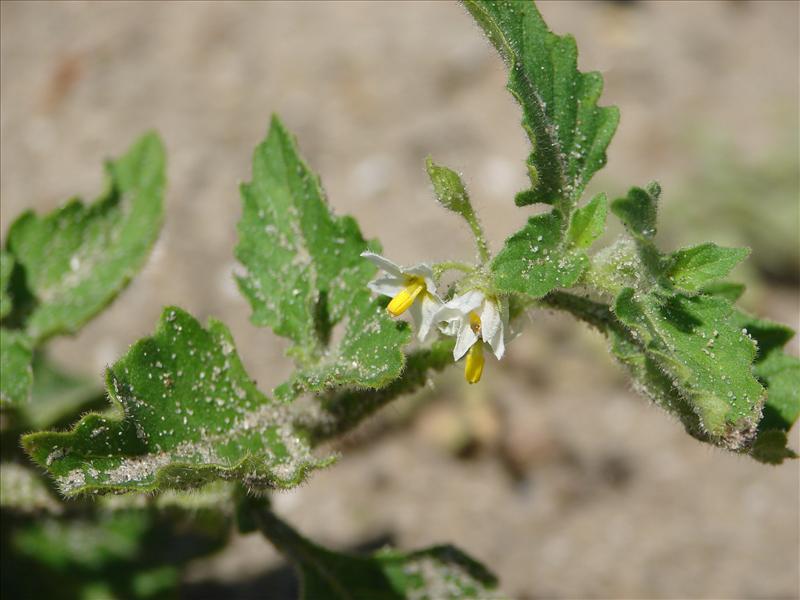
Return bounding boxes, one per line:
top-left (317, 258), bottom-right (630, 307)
top-left (498, 296), bottom-right (510, 329)
top-left (443, 290), bottom-right (484, 315)
top-left (480, 300), bottom-right (501, 342)
top-left (368, 276), bottom-right (406, 297)
top-left (433, 305), bottom-right (467, 326)
top-left (437, 315), bottom-right (462, 337)
top-left (415, 293), bottom-right (443, 342)
top-left (480, 298), bottom-right (505, 359)
top-left (453, 325), bottom-right (479, 360)
top-left (405, 264), bottom-right (437, 295)
top-left (361, 251), bottom-right (403, 277)
top-left (486, 321), bottom-right (505, 359)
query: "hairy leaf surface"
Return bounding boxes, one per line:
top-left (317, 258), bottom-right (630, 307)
top-left (463, 0), bottom-right (618, 213)
top-left (7, 133), bottom-right (165, 343)
top-left (492, 211), bottom-right (587, 298)
top-left (666, 243), bottom-right (750, 292)
top-left (236, 117), bottom-right (409, 397)
top-left (613, 289), bottom-right (764, 448)
top-left (567, 192), bottom-right (607, 249)
top-left (23, 307), bottom-right (330, 496)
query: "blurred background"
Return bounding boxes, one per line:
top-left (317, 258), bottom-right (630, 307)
top-left (1, 1), bottom-right (798, 598)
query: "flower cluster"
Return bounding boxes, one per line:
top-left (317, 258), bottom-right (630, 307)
top-left (362, 252), bottom-right (510, 384)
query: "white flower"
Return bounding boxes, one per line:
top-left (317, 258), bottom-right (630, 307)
top-left (361, 251), bottom-right (443, 342)
top-left (435, 290), bottom-right (509, 383)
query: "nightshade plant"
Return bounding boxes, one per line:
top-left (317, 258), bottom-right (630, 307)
top-left (2, 1), bottom-right (798, 597)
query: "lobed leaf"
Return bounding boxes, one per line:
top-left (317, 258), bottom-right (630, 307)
top-left (611, 182), bottom-right (660, 242)
top-left (236, 116), bottom-right (409, 395)
top-left (251, 502), bottom-right (501, 600)
top-left (613, 289), bottom-right (764, 449)
top-left (492, 211), bottom-right (587, 298)
top-left (463, 0), bottom-right (619, 213)
top-left (6, 133), bottom-right (165, 343)
top-left (22, 307), bottom-right (331, 496)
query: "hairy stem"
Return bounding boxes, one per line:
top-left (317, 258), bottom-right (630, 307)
top-left (465, 212), bottom-right (492, 265)
top-left (299, 339), bottom-right (454, 447)
top-left (432, 261), bottom-right (475, 279)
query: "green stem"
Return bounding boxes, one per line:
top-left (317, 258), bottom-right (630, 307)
top-left (537, 290), bottom-right (630, 340)
top-left (465, 212), bottom-right (491, 264)
top-left (432, 261), bottom-right (475, 279)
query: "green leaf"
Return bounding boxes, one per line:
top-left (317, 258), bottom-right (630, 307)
top-left (491, 211), bottom-right (587, 298)
top-left (0, 329), bottom-right (33, 407)
top-left (236, 116), bottom-right (409, 397)
top-left (699, 280), bottom-right (746, 303)
top-left (613, 289), bottom-right (765, 449)
top-left (251, 502), bottom-right (501, 600)
top-left (463, 0), bottom-right (619, 213)
top-left (567, 192), bottom-right (607, 249)
top-left (0, 249), bottom-right (13, 319)
top-left (730, 311), bottom-right (800, 463)
top-left (7, 133), bottom-right (165, 343)
top-left (301, 338), bottom-right (455, 444)
top-left (22, 307), bottom-right (331, 496)
top-left (611, 182), bottom-right (660, 241)
top-left (275, 289), bottom-right (411, 402)
top-left (666, 243), bottom-right (750, 292)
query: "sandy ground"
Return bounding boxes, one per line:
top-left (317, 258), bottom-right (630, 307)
top-left (1, 1), bottom-right (798, 598)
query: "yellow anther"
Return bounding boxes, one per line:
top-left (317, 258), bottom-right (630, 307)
top-left (464, 341), bottom-right (485, 384)
top-left (387, 279), bottom-right (425, 317)
top-left (469, 311), bottom-right (482, 334)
